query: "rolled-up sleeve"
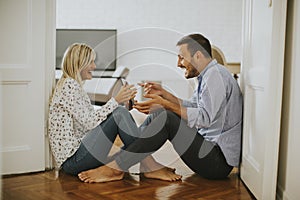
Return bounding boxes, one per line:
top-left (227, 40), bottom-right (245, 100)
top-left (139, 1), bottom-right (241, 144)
top-left (182, 100), bottom-right (197, 107)
top-left (186, 106), bottom-right (211, 129)
top-left (182, 89), bottom-right (198, 108)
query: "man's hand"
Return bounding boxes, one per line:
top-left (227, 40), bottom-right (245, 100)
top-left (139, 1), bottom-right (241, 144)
top-left (139, 82), bottom-right (182, 105)
top-left (134, 92), bottom-right (188, 120)
top-left (139, 82), bottom-right (164, 97)
top-left (133, 94), bottom-right (165, 114)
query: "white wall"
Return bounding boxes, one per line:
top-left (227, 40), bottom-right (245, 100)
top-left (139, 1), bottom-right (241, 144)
top-left (277, 0), bottom-right (300, 199)
top-left (57, 0), bottom-right (242, 99)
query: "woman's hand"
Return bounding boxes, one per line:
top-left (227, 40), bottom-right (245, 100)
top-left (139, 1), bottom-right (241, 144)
top-left (114, 84), bottom-right (137, 104)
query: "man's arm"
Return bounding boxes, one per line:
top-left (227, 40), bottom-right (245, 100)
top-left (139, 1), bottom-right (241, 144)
top-left (162, 97), bottom-right (188, 120)
top-left (133, 94), bottom-right (188, 120)
top-left (162, 91), bottom-right (183, 105)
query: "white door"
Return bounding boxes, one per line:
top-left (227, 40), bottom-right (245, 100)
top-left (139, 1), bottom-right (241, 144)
top-left (0, 0), bottom-right (55, 174)
top-left (240, 0), bottom-right (287, 199)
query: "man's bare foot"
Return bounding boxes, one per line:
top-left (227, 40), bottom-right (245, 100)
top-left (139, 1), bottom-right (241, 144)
top-left (140, 162), bottom-right (175, 173)
top-left (143, 167), bottom-right (182, 182)
top-left (140, 155), bottom-right (176, 173)
top-left (78, 165), bottom-right (124, 183)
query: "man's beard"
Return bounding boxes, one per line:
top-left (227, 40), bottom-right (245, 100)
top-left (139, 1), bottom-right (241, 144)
top-left (185, 67), bottom-right (199, 79)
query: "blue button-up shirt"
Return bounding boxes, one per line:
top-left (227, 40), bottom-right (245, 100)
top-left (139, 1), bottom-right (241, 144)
top-left (182, 59), bottom-right (243, 167)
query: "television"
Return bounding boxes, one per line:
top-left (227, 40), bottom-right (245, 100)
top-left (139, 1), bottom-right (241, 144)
top-left (56, 29), bottom-right (117, 71)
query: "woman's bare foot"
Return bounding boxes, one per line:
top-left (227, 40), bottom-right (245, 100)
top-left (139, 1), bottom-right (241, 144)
top-left (78, 165), bottom-right (124, 183)
top-left (143, 167), bottom-right (182, 182)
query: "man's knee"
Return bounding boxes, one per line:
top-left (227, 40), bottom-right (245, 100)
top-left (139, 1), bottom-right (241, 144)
top-left (164, 110), bottom-right (184, 136)
top-left (165, 110), bottom-right (180, 121)
top-left (150, 109), bottom-right (180, 125)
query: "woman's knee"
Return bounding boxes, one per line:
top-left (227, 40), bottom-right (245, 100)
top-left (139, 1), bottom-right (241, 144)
top-left (112, 106), bottom-right (129, 118)
top-left (113, 106), bottom-right (128, 115)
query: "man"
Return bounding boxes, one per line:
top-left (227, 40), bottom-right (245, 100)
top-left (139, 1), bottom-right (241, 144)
top-left (78, 33), bottom-right (243, 182)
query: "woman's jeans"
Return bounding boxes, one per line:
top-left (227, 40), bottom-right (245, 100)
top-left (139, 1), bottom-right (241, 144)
top-left (62, 106), bottom-right (140, 175)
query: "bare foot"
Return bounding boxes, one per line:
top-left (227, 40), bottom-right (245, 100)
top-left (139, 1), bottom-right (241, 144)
top-left (140, 155), bottom-right (175, 173)
top-left (78, 165), bottom-right (124, 183)
top-left (140, 162), bottom-right (175, 173)
top-left (143, 167), bottom-right (182, 182)
top-left (166, 167), bottom-right (176, 172)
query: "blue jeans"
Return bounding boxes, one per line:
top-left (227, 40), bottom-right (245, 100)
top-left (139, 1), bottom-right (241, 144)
top-left (115, 109), bottom-right (233, 179)
top-left (62, 106), bottom-right (141, 176)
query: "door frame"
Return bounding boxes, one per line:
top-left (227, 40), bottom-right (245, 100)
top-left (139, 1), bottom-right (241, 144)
top-left (240, 0), bottom-right (287, 199)
top-left (44, 0), bottom-right (56, 169)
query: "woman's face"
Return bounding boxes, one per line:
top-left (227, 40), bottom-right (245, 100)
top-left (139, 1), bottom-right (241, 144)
top-left (80, 60), bottom-right (96, 80)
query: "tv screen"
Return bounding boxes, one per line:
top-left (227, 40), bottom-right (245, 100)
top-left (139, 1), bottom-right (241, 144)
top-left (56, 29), bottom-right (117, 71)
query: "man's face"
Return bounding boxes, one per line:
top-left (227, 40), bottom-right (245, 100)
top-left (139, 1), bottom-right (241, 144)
top-left (177, 44), bottom-right (200, 79)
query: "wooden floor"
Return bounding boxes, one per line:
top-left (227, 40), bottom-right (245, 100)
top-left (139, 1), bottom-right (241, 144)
top-left (2, 159), bottom-right (255, 200)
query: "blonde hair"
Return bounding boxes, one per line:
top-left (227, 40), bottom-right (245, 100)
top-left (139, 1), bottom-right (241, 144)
top-left (58, 43), bottom-right (96, 87)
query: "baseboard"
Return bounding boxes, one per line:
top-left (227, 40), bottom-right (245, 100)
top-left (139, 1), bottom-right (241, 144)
top-left (277, 184), bottom-right (295, 200)
top-left (277, 183), bottom-right (283, 200)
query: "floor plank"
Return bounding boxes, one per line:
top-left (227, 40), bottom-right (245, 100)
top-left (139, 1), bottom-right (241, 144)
top-left (2, 158), bottom-right (255, 200)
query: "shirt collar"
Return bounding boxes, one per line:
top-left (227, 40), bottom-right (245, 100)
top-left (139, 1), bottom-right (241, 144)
top-left (197, 59), bottom-right (218, 80)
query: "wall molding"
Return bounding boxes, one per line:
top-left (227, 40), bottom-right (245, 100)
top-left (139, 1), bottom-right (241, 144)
top-left (0, 145), bottom-right (31, 153)
top-left (0, 80), bottom-right (31, 85)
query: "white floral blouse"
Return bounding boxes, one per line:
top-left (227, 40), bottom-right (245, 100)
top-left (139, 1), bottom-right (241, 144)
top-left (48, 78), bottom-right (118, 168)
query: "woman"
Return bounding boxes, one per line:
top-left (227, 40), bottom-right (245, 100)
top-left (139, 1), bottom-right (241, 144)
top-left (49, 43), bottom-right (181, 183)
